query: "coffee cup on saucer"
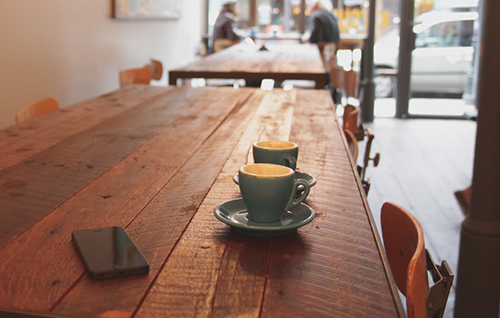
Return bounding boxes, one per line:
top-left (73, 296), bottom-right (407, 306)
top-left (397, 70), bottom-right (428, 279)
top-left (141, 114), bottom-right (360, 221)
top-left (253, 141), bottom-right (298, 170)
top-left (238, 163), bottom-right (310, 223)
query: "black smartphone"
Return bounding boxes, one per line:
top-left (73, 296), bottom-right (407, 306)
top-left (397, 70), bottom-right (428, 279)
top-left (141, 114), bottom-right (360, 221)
top-left (72, 226), bottom-right (149, 280)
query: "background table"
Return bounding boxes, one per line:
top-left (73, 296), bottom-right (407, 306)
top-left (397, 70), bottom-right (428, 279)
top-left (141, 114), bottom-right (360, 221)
top-left (0, 85), bottom-right (404, 317)
top-left (169, 43), bottom-right (327, 89)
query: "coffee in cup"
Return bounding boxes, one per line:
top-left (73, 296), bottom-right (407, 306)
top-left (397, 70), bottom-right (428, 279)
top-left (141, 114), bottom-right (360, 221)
top-left (252, 140), bottom-right (299, 170)
top-left (238, 163), bottom-right (310, 223)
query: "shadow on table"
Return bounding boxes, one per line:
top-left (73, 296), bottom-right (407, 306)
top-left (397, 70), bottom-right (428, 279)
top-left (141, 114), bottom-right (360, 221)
top-left (212, 229), bottom-right (308, 277)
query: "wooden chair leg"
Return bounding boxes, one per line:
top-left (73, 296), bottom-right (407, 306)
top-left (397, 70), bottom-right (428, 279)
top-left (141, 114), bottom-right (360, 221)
top-left (361, 127), bottom-right (380, 182)
top-left (362, 178), bottom-right (371, 195)
top-left (426, 250), bottom-right (454, 318)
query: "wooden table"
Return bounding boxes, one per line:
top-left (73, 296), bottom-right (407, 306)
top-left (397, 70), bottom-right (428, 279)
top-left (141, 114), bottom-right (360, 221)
top-left (0, 85), bottom-right (404, 317)
top-left (169, 43), bottom-right (327, 89)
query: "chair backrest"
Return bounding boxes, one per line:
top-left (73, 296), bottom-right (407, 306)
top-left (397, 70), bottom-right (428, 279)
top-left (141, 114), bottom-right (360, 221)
top-left (329, 58), bottom-right (344, 91)
top-left (15, 97), bottom-right (59, 124)
top-left (344, 129), bottom-right (358, 162)
top-left (344, 69), bottom-right (359, 98)
top-left (318, 42), bottom-right (336, 68)
top-left (119, 67), bottom-right (152, 87)
top-left (343, 104), bottom-right (359, 136)
top-left (198, 41), bottom-right (208, 57)
top-left (145, 59), bottom-right (163, 81)
top-left (381, 202), bottom-right (428, 318)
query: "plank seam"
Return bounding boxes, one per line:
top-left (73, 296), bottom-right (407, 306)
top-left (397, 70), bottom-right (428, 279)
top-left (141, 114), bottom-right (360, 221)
top-left (129, 90), bottom-right (257, 318)
top-left (258, 238), bottom-right (274, 318)
top-left (48, 273), bottom-right (85, 312)
top-left (124, 89), bottom-right (254, 232)
top-left (208, 241), bottom-right (232, 318)
top-left (43, 88), bottom-right (251, 314)
top-left (0, 90), bottom-right (181, 250)
top-left (0, 87), bottom-right (173, 172)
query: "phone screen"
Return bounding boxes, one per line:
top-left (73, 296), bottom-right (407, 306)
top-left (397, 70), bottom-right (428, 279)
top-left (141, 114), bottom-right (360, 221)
top-left (72, 227), bottom-right (149, 280)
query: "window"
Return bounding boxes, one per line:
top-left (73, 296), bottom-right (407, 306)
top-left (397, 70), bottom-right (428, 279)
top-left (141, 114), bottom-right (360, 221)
top-left (256, 0), bottom-right (310, 33)
top-left (415, 19), bottom-right (474, 48)
top-left (208, 0), bottom-right (315, 36)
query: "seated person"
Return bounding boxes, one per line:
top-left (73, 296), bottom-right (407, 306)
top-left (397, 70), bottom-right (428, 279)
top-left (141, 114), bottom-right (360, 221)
top-left (212, 0), bottom-right (244, 53)
top-left (303, 0), bottom-right (340, 66)
top-left (303, 0), bottom-right (340, 90)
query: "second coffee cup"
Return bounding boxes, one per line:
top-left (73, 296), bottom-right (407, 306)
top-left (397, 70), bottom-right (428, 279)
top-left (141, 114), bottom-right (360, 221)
top-left (238, 163), bottom-right (310, 223)
top-left (253, 140), bottom-right (298, 170)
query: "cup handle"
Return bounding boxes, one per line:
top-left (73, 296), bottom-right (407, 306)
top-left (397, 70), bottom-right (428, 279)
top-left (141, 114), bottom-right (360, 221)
top-left (284, 156), bottom-right (297, 170)
top-left (285, 179), bottom-right (310, 211)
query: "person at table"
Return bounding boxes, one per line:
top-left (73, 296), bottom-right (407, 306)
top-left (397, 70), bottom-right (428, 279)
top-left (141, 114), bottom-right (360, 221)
top-left (304, 0), bottom-right (340, 65)
top-left (212, 0), bottom-right (244, 53)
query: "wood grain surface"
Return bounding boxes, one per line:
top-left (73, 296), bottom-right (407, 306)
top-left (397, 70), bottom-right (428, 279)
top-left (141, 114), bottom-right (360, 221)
top-left (169, 44), bottom-right (326, 89)
top-left (0, 86), bottom-right (404, 317)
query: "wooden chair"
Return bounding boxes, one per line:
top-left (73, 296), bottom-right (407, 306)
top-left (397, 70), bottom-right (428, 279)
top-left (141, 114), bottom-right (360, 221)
top-left (342, 103), bottom-right (380, 195)
top-left (15, 97), bottom-right (59, 124)
top-left (317, 42), bottom-right (336, 68)
top-left (359, 127), bottom-right (380, 195)
top-left (342, 104), bottom-right (360, 137)
top-left (343, 69), bottom-right (360, 99)
top-left (145, 59), bottom-right (163, 81)
top-left (381, 202), bottom-right (454, 318)
top-left (198, 41), bottom-right (208, 57)
top-left (213, 39), bottom-right (239, 53)
top-left (329, 57), bottom-right (344, 104)
top-left (344, 129), bottom-right (358, 162)
top-left (119, 66), bottom-right (152, 87)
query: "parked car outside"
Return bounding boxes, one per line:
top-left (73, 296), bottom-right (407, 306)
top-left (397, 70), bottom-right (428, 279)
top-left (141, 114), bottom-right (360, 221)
top-left (374, 11), bottom-right (478, 98)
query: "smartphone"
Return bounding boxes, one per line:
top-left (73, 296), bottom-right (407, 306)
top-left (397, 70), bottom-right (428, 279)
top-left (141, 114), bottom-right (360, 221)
top-left (72, 227), bottom-right (149, 280)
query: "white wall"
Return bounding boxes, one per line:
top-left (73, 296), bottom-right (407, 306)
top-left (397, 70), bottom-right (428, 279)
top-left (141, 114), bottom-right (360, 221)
top-left (0, 0), bottom-right (203, 129)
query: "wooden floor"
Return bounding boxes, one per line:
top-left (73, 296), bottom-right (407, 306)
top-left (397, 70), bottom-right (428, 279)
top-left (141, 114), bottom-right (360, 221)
top-left (360, 117), bottom-right (477, 318)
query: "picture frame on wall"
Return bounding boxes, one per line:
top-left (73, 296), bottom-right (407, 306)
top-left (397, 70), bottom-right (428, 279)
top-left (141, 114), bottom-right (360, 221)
top-left (113, 0), bottom-right (181, 19)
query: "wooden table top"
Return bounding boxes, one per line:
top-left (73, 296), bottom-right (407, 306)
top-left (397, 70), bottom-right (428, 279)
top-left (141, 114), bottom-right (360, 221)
top-left (0, 85), bottom-right (403, 317)
top-left (169, 43), bottom-right (327, 88)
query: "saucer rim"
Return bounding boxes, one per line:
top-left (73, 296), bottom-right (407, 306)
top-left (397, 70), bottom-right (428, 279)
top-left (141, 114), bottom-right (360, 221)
top-left (295, 171), bottom-right (318, 187)
top-left (214, 198), bottom-right (315, 232)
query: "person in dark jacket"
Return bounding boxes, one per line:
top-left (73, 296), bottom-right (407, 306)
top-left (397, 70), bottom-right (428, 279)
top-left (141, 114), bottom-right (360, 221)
top-left (304, 0), bottom-right (340, 92)
top-left (212, 0), bottom-right (243, 53)
top-left (306, 0), bottom-right (340, 64)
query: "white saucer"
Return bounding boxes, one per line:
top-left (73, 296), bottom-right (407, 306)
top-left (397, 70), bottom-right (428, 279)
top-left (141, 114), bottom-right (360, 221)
top-left (233, 170), bottom-right (317, 189)
top-left (214, 199), bottom-right (315, 237)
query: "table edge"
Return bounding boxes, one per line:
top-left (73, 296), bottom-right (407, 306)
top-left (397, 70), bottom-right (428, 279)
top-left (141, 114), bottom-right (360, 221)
top-left (333, 103), bottom-right (406, 317)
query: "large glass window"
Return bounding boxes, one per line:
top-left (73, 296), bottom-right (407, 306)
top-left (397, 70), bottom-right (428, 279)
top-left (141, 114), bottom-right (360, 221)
top-left (256, 0), bottom-right (308, 33)
top-left (208, 0), bottom-right (315, 36)
top-left (207, 0), bottom-right (383, 38)
top-left (415, 20), bottom-right (473, 48)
